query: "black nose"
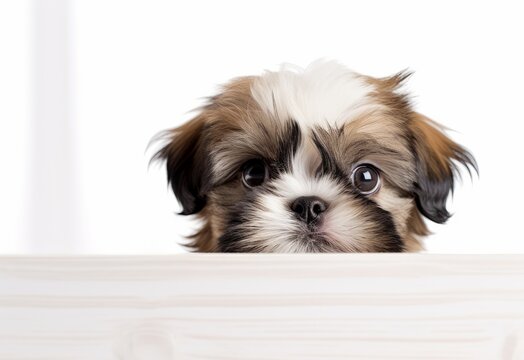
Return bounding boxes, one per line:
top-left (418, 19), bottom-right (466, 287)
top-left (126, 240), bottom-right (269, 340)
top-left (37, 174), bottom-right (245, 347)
top-left (290, 196), bottom-right (328, 224)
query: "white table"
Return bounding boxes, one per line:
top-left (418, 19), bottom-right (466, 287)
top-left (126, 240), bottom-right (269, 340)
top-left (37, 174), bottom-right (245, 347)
top-left (1, 254), bottom-right (524, 359)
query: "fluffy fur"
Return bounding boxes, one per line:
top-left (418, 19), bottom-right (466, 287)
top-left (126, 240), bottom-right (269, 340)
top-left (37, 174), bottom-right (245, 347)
top-left (153, 60), bottom-right (476, 252)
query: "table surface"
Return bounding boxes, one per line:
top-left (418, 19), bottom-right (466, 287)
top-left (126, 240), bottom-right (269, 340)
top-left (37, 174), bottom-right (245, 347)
top-left (1, 254), bottom-right (524, 360)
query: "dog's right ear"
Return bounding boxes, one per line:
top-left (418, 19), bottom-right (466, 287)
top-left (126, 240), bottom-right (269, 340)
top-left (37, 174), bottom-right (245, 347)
top-left (152, 112), bottom-right (211, 215)
top-left (409, 112), bottom-right (477, 224)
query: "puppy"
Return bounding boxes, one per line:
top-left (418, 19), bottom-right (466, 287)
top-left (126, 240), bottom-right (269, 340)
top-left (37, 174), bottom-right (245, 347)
top-left (153, 60), bottom-right (476, 252)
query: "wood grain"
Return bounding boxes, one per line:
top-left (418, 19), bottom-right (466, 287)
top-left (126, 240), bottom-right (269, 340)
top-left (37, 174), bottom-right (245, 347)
top-left (1, 254), bottom-right (524, 359)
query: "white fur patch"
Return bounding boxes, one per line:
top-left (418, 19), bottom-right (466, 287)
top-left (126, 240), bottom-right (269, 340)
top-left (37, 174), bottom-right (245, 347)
top-left (251, 60), bottom-right (378, 130)
top-left (373, 186), bottom-right (414, 237)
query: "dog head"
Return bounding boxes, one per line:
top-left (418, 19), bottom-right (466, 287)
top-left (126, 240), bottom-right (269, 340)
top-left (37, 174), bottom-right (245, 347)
top-left (153, 61), bottom-right (476, 252)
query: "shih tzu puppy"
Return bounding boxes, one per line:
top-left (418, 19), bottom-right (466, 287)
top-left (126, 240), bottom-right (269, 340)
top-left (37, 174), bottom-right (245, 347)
top-left (153, 60), bottom-right (476, 252)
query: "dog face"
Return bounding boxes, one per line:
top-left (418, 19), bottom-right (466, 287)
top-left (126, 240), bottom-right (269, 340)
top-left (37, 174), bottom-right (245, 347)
top-left (153, 61), bottom-right (476, 252)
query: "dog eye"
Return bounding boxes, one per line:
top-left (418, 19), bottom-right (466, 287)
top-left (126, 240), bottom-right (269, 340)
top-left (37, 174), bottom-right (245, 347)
top-left (242, 159), bottom-right (268, 187)
top-left (351, 164), bottom-right (381, 195)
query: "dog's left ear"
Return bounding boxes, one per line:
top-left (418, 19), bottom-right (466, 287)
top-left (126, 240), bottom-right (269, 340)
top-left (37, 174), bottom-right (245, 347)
top-left (152, 112), bottom-right (211, 215)
top-left (409, 112), bottom-right (477, 224)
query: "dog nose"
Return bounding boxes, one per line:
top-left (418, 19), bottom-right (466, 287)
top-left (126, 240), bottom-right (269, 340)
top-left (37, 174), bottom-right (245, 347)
top-left (290, 196), bottom-right (327, 224)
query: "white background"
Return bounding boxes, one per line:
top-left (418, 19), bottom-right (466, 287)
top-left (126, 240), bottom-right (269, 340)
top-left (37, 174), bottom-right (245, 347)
top-left (1, 0), bottom-right (522, 254)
